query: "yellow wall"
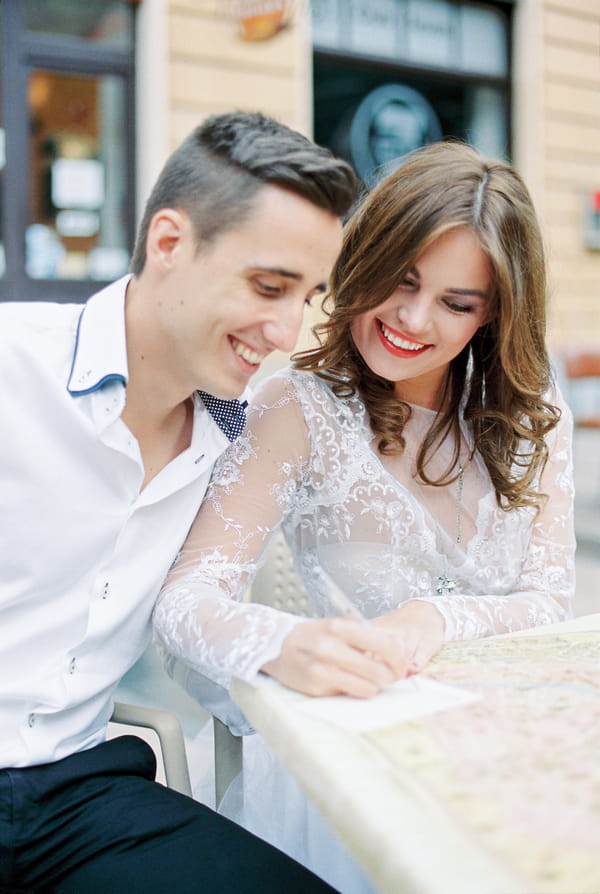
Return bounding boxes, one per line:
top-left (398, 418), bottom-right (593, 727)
top-left (515, 0), bottom-right (600, 350)
top-left (153, 0), bottom-right (600, 355)
top-left (163, 0), bottom-right (317, 366)
top-left (166, 1), bottom-right (312, 148)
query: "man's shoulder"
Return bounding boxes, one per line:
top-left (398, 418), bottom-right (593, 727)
top-left (0, 300), bottom-right (81, 345)
top-left (0, 300), bottom-right (83, 380)
top-left (0, 298), bottom-right (81, 325)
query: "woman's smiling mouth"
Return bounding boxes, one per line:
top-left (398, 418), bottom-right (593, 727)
top-left (377, 320), bottom-right (432, 357)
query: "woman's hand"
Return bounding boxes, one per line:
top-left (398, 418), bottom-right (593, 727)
top-left (261, 617), bottom-right (409, 698)
top-left (372, 600), bottom-right (446, 674)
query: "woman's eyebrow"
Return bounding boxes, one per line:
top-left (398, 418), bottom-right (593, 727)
top-left (447, 287), bottom-right (488, 299)
top-left (406, 267), bottom-right (487, 300)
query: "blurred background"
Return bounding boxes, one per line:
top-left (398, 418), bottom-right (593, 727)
top-left (0, 0), bottom-right (597, 612)
top-left (3, 0), bottom-right (596, 782)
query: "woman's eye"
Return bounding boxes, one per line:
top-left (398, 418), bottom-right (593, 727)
top-left (444, 299), bottom-right (473, 314)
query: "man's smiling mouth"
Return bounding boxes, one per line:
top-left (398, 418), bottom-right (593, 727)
top-left (230, 335), bottom-right (265, 366)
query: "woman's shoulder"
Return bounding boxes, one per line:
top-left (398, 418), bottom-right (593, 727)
top-left (244, 368), bottom-right (330, 445)
top-left (248, 366), bottom-right (315, 410)
top-left (250, 366), bottom-right (341, 409)
top-left (250, 368), bottom-right (369, 445)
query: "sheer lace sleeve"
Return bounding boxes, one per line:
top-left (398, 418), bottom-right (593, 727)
top-left (153, 372), bottom-right (311, 689)
top-left (420, 393), bottom-right (576, 641)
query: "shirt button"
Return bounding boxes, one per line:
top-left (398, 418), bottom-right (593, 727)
top-left (28, 713), bottom-right (36, 727)
top-left (101, 581), bottom-right (110, 599)
top-left (69, 657), bottom-right (77, 674)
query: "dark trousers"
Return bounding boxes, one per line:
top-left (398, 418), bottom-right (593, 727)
top-left (0, 735), bottom-right (338, 893)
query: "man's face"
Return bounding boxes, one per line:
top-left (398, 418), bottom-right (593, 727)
top-left (152, 185), bottom-right (344, 400)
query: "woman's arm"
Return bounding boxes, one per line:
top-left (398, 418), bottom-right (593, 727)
top-left (153, 373), bottom-right (312, 689)
top-left (154, 372), bottom-right (407, 696)
top-left (374, 395), bottom-right (576, 668)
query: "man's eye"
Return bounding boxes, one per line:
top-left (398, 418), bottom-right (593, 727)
top-left (255, 280), bottom-right (282, 296)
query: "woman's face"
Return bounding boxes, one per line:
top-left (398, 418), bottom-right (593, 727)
top-left (350, 227), bottom-right (491, 410)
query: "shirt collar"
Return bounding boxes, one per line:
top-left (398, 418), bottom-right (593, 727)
top-left (67, 275), bottom-right (131, 396)
top-left (67, 274), bottom-right (250, 442)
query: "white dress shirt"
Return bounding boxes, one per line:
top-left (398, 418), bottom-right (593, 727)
top-left (0, 276), bottom-right (247, 768)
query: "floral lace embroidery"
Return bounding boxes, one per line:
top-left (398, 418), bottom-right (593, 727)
top-left (154, 368), bottom-right (575, 688)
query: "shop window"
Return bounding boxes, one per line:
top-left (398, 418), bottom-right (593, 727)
top-left (23, 0), bottom-right (133, 47)
top-left (313, 0), bottom-right (512, 186)
top-left (0, 0), bottom-right (136, 301)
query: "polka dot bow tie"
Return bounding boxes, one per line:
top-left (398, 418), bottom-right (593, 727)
top-left (198, 392), bottom-right (248, 442)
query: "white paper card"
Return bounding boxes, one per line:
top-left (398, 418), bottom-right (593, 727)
top-left (296, 676), bottom-right (480, 731)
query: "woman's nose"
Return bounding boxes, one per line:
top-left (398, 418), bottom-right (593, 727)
top-left (396, 295), bottom-right (431, 335)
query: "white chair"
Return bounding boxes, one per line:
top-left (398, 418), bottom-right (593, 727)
top-left (251, 530), bottom-right (314, 617)
top-left (213, 531), bottom-right (311, 807)
top-left (110, 701), bottom-right (192, 796)
top-left (111, 534), bottom-right (309, 808)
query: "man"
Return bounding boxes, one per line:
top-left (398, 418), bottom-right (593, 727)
top-left (0, 111), bottom-right (355, 893)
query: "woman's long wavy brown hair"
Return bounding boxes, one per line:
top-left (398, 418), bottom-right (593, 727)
top-left (293, 141), bottom-right (560, 511)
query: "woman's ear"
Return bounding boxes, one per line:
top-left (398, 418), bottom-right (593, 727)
top-left (145, 208), bottom-right (190, 271)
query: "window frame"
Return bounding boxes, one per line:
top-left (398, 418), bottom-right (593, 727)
top-left (0, 0), bottom-right (136, 302)
top-left (312, 0), bottom-right (514, 176)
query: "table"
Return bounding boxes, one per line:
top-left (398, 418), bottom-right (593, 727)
top-left (231, 614), bottom-right (600, 894)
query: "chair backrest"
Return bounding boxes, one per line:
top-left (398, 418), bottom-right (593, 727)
top-left (212, 536), bottom-right (311, 808)
top-left (212, 533), bottom-right (313, 809)
top-left (251, 530), bottom-right (314, 616)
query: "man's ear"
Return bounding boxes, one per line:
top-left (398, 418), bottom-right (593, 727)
top-left (145, 208), bottom-right (191, 271)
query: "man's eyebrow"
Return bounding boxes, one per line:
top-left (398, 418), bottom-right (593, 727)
top-left (252, 266), bottom-right (302, 280)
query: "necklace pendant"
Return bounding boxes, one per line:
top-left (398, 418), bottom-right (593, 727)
top-left (436, 575), bottom-right (456, 595)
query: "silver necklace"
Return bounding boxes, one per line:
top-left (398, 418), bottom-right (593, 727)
top-left (435, 464), bottom-right (465, 595)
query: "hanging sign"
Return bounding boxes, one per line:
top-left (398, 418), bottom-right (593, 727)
top-left (234, 1), bottom-right (289, 41)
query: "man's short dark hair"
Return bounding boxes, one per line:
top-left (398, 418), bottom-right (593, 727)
top-left (130, 110), bottom-right (358, 275)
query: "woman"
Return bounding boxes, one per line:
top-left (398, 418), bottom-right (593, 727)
top-left (154, 141), bottom-right (575, 892)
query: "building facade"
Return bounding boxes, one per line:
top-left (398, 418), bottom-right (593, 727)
top-left (1, 0), bottom-right (599, 352)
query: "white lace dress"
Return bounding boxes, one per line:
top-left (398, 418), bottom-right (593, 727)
top-left (154, 367), bottom-right (575, 893)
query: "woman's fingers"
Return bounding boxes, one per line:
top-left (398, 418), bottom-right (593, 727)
top-left (373, 600), bottom-right (446, 673)
top-left (261, 618), bottom-right (408, 697)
